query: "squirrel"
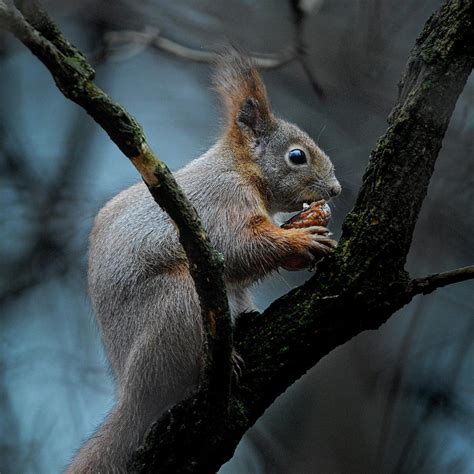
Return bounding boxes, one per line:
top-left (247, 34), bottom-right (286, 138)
top-left (67, 53), bottom-right (341, 473)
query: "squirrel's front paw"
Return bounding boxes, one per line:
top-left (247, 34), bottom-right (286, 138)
top-left (305, 225), bottom-right (338, 255)
top-left (281, 226), bottom-right (337, 271)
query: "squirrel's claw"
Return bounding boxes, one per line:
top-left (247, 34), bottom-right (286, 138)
top-left (231, 349), bottom-right (245, 382)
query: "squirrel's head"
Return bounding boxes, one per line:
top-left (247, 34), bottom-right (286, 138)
top-left (214, 52), bottom-right (341, 213)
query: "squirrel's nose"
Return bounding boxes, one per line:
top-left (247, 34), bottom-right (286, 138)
top-left (327, 181), bottom-right (342, 197)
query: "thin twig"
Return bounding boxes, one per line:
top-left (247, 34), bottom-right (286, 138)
top-left (407, 265), bottom-right (474, 297)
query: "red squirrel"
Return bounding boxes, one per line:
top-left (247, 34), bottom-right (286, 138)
top-left (67, 53), bottom-right (341, 473)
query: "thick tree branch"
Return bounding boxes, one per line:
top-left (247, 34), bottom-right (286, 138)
top-left (0, 0), bottom-right (232, 403)
top-left (408, 265), bottom-right (474, 297)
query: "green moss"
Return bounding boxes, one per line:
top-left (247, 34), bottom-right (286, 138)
top-left (63, 53), bottom-right (92, 77)
top-left (232, 399), bottom-right (249, 421)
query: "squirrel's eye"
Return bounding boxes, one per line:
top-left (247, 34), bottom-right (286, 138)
top-left (288, 148), bottom-right (307, 165)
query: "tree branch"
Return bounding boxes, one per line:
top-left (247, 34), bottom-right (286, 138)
top-left (289, 0), bottom-right (325, 98)
top-left (13, 0), bottom-right (94, 77)
top-left (408, 265), bottom-right (474, 297)
top-left (93, 6), bottom-right (325, 97)
top-left (99, 25), bottom-right (296, 68)
top-left (0, 0), bottom-right (232, 403)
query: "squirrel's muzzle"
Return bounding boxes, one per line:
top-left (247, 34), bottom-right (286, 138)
top-left (327, 180), bottom-right (342, 198)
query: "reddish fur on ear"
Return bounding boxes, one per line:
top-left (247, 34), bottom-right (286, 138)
top-left (213, 51), bottom-right (272, 139)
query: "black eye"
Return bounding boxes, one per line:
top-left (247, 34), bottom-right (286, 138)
top-left (288, 148), bottom-right (307, 165)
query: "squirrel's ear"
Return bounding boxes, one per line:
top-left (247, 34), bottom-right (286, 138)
top-left (236, 96), bottom-right (267, 135)
top-left (213, 51), bottom-right (273, 138)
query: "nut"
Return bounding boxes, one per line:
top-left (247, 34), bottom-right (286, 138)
top-left (281, 200), bottom-right (331, 229)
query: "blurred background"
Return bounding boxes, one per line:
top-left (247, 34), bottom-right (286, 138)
top-left (0, 0), bottom-right (473, 472)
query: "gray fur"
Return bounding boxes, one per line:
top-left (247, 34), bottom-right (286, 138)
top-left (67, 59), bottom-right (340, 473)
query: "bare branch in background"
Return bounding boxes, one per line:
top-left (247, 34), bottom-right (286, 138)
top-left (0, 18), bottom-right (104, 308)
top-left (89, 1), bottom-right (327, 98)
top-left (289, 0), bottom-right (325, 98)
top-left (95, 25), bottom-right (296, 68)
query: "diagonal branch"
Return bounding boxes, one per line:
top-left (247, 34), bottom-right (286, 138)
top-left (13, 0), bottom-right (94, 77)
top-left (0, 0), bottom-right (232, 403)
top-left (407, 265), bottom-right (474, 297)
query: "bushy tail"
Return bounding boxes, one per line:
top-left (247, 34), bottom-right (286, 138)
top-left (66, 397), bottom-right (148, 474)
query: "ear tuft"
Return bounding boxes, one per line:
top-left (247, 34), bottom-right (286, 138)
top-left (237, 97), bottom-right (260, 132)
top-left (213, 49), bottom-right (273, 137)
